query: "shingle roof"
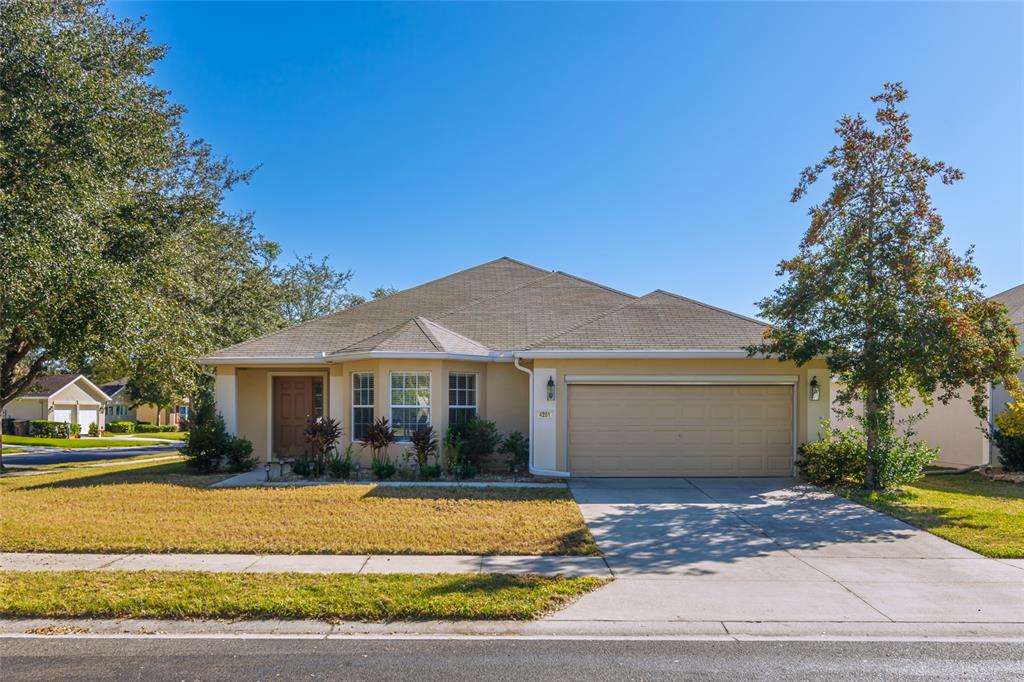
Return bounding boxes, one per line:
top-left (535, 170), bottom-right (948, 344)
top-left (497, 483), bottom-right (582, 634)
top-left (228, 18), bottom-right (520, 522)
top-left (99, 377), bottom-right (130, 398)
top-left (206, 257), bottom-right (548, 359)
top-left (990, 283), bottom-right (1024, 336)
top-left (202, 257), bottom-right (769, 359)
top-left (528, 290), bottom-right (768, 351)
top-left (20, 374), bottom-right (83, 398)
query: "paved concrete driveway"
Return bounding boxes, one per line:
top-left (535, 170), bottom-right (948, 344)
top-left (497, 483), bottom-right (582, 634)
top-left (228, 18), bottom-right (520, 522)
top-left (556, 478), bottom-right (1024, 625)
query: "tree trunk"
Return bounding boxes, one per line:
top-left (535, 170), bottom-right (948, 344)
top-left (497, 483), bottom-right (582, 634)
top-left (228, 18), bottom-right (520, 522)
top-left (863, 385), bottom-right (881, 489)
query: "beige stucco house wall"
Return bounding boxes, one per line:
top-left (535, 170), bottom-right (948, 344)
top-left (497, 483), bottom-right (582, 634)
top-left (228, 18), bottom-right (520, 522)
top-left (226, 360), bottom-right (529, 466)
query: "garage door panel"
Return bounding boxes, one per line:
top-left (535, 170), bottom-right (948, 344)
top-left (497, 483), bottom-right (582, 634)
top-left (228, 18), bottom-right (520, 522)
top-left (569, 384), bottom-right (794, 477)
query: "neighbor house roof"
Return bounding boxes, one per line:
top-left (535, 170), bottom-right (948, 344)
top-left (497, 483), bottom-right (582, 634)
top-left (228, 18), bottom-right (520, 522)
top-left (200, 257), bottom-right (768, 362)
top-left (990, 283), bottom-right (1024, 337)
top-left (19, 373), bottom-right (109, 402)
top-left (99, 377), bottom-right (130, 399)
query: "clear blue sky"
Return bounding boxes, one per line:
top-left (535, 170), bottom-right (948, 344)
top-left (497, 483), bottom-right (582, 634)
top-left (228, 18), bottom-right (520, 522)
top-left (112, 1), bottom-right (1023, 317)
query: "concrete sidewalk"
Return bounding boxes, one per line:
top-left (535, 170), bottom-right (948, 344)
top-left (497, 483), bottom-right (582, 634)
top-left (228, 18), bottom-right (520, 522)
top-left (0, 552), bottom-right (611, 577)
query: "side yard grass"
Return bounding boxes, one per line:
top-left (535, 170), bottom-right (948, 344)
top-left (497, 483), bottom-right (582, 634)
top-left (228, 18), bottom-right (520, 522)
top-left (0, 571), bottom-right (606, 621)
top-left (844, 472), bottom-right (1024, 558)
top-left (0, 460), bottom-right (598, 555)
top-left (1, 436), bottom-right (167, 449)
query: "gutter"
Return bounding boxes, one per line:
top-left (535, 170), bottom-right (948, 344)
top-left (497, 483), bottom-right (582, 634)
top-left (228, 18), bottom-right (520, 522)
top-left (513, 349), bottom-right (762, 359)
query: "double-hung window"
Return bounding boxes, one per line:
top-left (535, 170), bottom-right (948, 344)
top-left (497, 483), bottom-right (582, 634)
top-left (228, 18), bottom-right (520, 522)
top-left (390, 372), bottom-right (430, 441)
top-left (448, 373), bottom-right (478, 425)
top-left (352, 373), bottom-right (374, 441)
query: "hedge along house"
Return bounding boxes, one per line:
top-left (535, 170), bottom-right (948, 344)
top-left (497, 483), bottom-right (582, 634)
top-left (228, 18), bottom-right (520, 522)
top-left (1, 373), bottom-right (109, 435)
top-left (200, 258), bottom-right (830, 477)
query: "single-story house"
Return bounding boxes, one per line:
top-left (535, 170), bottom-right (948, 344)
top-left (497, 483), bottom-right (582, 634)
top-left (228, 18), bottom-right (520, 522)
top-left (201, 258), bottom-right (830, 477)
top-left (832, 283), bottom-right (1023, 469)
top-left (99, 378), bottom-right (189, 427)
top-left (1, 374), bottom-right (109, 434)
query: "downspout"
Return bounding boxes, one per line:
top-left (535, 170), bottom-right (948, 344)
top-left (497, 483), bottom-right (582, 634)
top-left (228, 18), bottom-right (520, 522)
top-left (513, 355), bottom-right (534, 473)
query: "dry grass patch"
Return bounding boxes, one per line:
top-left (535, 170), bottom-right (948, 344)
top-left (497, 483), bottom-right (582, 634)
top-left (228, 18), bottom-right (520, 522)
top-left (0, 571), bottom-right (607, 621)
top-left (0, 461), bottom-right (597, 555)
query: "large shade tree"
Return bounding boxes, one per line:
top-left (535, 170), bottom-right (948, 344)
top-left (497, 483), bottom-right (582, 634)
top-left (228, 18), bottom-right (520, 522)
top-left (754, 83), bottom-right (1021, 488)
top-left (0, 1), bottom-right (283, 457)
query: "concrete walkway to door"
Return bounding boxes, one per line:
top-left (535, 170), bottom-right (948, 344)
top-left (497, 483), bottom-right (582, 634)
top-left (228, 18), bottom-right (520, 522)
top-left (556, 478), bottom-right (1024, 625)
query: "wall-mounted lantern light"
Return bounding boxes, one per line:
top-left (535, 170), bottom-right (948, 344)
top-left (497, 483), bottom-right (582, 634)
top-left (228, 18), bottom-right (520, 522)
top-left (809, 376), bottom-right (820, 401)
top-left (546, 376), bottom-right (556, 401)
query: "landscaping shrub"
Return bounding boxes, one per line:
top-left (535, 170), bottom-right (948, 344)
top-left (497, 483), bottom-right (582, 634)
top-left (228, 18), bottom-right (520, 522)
top-left (798, 421), bottom-right (937, 489)
top-left (135, 423), bottom-right (161, 433)
top-left (498, 431), bottom-right (529, 473)
top-left (408, 426), bottom-right (439, 474)
top-left (106, 421), bottom-right (135, 434)
top-left (160, 424), bottom-right (177, 432)
top-left (69, 423), bottom-right (81, 437)
top-left (302, 416), bottom-right (342, 479)
top-left (371, 458), bottom-right (396, 480)
top-left (224, 436), bottom-right (257, 473)
top-left (992, 400), bottom-right (1024, 472)
top-left (797, 425), bottom-right (865, 486)
top-left (442, 424), bottom-right (475, 478)
top-left (182, 377), bottom-right (255, 474)
top-left (449, 416), bottom-right (500, 464)
top-left (327, 445), bottom-right (354, 479)
top-left (291, 456), bottom-right (321, 478)
top-left (87, 423), bottom-right (99, 437)
top-left (29, 420), bottom-right (66, 438)
top-left (363, 417), bottom-right (396, 467)
top-left (869, 436), bottom-right (938, 488)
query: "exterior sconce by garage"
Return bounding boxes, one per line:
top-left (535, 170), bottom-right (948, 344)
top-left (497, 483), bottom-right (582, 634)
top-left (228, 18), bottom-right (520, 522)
top-left (809, 376), bottom-right (820, 401)
top-left (546, 376), bottom-right (556, 401)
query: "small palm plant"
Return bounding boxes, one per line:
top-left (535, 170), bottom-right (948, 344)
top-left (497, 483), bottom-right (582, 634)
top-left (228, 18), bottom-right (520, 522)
top-left (302, 416), bottom-right (342, 478)
top-left (363, 417), bottom-right (396, 466)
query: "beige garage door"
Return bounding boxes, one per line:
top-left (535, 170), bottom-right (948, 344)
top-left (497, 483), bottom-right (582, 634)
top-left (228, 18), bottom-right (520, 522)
top-left (568, 384), bottom-right (794, 477)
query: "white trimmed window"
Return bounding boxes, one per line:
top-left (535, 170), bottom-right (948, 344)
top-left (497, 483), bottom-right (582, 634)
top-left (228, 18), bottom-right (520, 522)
top-left (352, 372), bottom-right (374, 442)
top-left (390, 372), bottom-right (430, 441)
top-left (448, 373), bottom-right (478, 425)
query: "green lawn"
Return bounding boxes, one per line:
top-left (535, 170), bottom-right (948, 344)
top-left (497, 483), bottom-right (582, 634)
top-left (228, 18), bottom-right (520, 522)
top-left (0, 460), bottom-right (597, 555)
top-left (0, 571), bottom-right (606, 621)
top-left (1, 436), bottom-right (167, 449)
top-left (1, 446), bottom-right (25, 455)
top-left (845, 473), bottom-right (1024, 558)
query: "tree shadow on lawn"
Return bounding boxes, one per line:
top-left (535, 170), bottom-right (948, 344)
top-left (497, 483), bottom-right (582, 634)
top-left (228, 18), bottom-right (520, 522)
top-left (5, 461), bottom-right (226, 491)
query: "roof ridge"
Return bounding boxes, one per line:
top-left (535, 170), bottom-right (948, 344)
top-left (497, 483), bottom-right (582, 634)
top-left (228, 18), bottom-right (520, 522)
top-left (649, 289), bottom-right (768, 327)
top-left (526, 292), bottom-right (659, 349)
top-left (415, 317), bottom-right (491, 352)
top-left (412, 317), bottom-right (445, 352)
top-left (433, 271), bottom-right (560, 320)
top-left (552, 270), bottom-right (637, 300)
top-left (334, 317), bottom-right (419, 353)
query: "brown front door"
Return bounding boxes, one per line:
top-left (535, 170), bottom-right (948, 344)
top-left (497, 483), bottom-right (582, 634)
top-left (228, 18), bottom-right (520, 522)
top-left (273, 376), bottom-right (315, 458)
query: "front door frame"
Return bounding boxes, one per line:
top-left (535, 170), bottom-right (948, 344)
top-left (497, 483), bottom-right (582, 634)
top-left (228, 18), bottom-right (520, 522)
top-left (266, 370), bottom-right (329, 462)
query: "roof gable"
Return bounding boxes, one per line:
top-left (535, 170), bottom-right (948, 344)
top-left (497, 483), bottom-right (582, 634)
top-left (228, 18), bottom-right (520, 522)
top-left (529, 290), bottom-right (768, 351)
top-left (20, 374), bottom-right (110, 402)
top-left (206, 257), bottom-right (547, 359)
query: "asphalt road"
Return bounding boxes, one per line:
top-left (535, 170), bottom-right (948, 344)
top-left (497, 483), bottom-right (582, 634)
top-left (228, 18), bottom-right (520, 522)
top-left (2, 638), bottom-right (1022, 681)
top-left (2, 443), bottom-right (182, 466)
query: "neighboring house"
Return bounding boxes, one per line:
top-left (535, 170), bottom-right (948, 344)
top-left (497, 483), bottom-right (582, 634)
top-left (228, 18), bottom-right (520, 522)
top-left (833, 283), bottom-right (1024, 469)
top-left (200, 258), bottom-right (830, 477)
top-left (99, 378), bottom-right (190, 427)
top-left (1, 374), bottom-right (109, 434)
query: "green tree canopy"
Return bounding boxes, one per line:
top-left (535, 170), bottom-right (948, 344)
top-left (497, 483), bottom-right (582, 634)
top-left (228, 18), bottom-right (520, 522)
top-left (0, 1), bottom-right (282, 426)
top-left (754, 83), bottom-right (1021, 487)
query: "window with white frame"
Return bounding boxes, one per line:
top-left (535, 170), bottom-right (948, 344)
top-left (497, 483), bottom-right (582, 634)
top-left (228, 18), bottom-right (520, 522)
top-left (352, 372), bottom-right (374, 441)
top-left (390, 372), bottom-right (430, 440)
top-left (448, 373), bottom-right (477, 425)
